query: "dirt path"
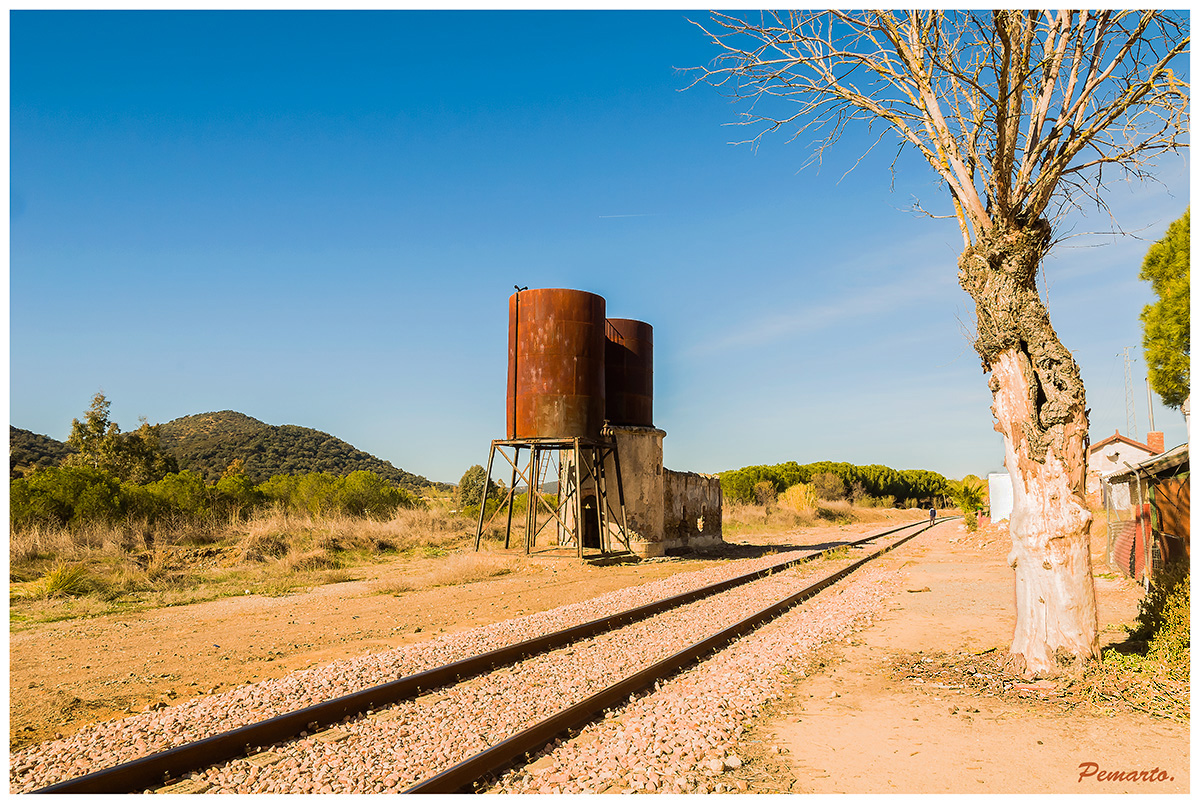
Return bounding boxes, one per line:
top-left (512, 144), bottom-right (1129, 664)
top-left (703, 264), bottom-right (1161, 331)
top-left (746, 520), bottom-right (1190, 794)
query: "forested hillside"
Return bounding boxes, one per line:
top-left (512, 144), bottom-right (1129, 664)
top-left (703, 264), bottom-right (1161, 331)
top-left (9, 427), bottom-right (75, 478)
top-left (158, 411), bottom-right (442, 490)
top-left (10, 412), bottom-right (444, 492)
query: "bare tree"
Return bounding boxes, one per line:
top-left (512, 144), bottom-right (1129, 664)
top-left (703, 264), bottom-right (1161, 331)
top-left (690, 11), bottom-right (1189, 676)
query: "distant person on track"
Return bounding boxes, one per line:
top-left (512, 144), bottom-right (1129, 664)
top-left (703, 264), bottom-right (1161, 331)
top-left (928, 508), bottom-right (936, 527)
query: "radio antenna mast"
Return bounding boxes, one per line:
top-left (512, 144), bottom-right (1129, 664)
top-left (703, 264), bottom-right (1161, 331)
top-left (1121, 347), bottom-right (1138, 440)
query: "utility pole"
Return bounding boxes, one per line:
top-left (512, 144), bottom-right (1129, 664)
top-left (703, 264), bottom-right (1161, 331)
top-left (1121, 347), bottom-right (1138, 440)
top-left (1145, 376), bottom-right (1156, 432)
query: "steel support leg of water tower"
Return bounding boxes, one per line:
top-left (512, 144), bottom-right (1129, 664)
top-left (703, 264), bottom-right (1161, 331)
top-left (608, 444), bottom-right (632, 552)
top-left (474, 442), bottom-right (498, 552)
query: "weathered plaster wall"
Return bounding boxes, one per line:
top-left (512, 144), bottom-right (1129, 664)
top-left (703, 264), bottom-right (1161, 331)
top-left (558, 425), bottom-right (724, 558)
top-left (604, 426), bottom-right (666, 557)
top-left (663, 470), bottom-right (723, 551)
top-left (1087, 440), bottom-right (1155, 497)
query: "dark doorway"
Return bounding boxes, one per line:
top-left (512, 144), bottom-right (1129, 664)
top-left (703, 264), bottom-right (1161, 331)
top-left (581, 494), bottom-right (601, 548)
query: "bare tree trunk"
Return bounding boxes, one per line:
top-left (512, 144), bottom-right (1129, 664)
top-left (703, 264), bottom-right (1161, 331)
top-left (959, 221), bottom-right (1098, 677)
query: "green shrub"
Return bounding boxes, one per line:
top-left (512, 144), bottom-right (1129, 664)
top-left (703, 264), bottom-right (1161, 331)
top-left (10, 466), bottom-right (126, 529)
top-left (340, 470), bottom-right (415, 519)
top-left (255, 470), bottom-right (417, 519)
top-left (213, 472), bottom-right (262, 516)
top-left (143, 470), bottom-right (211, 519)
top-left (720, 461), bottom-right (949, 506)
top-left (1134, 561), bottom-right (1190, 669)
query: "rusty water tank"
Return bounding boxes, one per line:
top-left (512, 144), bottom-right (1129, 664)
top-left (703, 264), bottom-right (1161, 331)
top-left (605, 318), bottom-right (653, 427)
top-left (507, 288), bottom-right (607, 439)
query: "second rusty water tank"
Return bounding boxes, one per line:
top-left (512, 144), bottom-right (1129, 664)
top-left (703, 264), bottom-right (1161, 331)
top-left (507, 288), bottom-right (606, 439)
top-left (605, 318), bottom-right (653, 427)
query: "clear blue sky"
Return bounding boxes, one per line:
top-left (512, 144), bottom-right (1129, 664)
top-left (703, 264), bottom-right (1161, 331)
top-left (8, 10), bottom-right (1190, 485)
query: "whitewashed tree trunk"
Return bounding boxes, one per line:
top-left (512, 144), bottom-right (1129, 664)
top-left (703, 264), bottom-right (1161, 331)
top-left (992, 351), bottom-right (1098, 675)
top-left (959, 222), bottom-right (1099, 676)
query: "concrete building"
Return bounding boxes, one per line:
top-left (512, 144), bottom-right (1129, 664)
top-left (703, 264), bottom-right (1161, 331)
top-left (1086, 430), bottom-right (1163, 508)
top-left (564, 424), bottom-right (723, 558)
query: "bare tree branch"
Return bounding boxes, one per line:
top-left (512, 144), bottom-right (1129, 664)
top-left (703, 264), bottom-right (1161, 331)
top-left (686, 10), bottom-right (1189, 239)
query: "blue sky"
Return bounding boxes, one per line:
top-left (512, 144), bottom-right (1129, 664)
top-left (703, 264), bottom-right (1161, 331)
top-left (8, 9), bottom-right (1190, 485)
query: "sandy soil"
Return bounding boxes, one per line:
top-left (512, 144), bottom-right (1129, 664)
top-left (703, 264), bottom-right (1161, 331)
top-left (9, 512), bottom-right (1188, 795)
top-left (741, 520), bottom-right (1190, 794)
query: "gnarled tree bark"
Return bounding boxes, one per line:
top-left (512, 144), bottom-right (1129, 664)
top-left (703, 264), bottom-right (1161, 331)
top-left (958, 222), bottom-right (1097, 675)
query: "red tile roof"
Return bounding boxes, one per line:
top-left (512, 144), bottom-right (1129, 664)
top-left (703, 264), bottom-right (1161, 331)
top-left (1089, 429), bottom-right (1154, 455)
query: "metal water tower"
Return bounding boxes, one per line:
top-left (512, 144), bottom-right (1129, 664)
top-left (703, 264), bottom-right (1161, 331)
top-left (474, 288), bottom-right (632, 557)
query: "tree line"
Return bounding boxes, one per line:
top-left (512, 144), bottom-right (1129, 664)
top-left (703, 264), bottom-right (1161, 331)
top-left (720, 460), bottom-right (950, 507)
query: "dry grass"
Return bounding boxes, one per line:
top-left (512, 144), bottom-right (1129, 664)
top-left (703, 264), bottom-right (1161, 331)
top-left (722, 501), bottom-right (819, 536)
top-left (814, 500), bottom-right (854, 523)
top-left (893, 642), bottom-right (1190, 723)
top-left (8, 504), bottom-right (484, 624)
top-left (374, 552), bottom-right (525, 596)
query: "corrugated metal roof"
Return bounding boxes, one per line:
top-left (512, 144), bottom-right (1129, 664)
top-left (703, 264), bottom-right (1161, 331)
top-left (1107, 443), bottom-right (1189, 482)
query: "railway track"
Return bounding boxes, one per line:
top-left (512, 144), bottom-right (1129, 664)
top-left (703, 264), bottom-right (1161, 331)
top-left (26, 518), bottom-right (946, 794)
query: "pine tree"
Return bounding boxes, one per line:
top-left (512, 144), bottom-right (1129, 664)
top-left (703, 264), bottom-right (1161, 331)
top-left (1140, 209), bottom-right (1190, 408)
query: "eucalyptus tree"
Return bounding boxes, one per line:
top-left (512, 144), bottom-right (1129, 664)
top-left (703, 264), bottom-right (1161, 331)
top-left (690, 10), bottom-right (1189, 675)
top-left (65, 392), bottom-right (177, 484)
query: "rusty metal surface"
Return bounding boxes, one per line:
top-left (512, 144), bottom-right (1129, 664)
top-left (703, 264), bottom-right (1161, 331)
top-left (507, 288), bottom-right (606, 439)
top-left (604, 318), bottom-right (653, 427)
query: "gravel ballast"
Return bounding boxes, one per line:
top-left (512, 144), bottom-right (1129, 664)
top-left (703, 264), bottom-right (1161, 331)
top-left (489, 566), bottom-right (901, 794)
top-left (11, 543), bottom-right (903, 793)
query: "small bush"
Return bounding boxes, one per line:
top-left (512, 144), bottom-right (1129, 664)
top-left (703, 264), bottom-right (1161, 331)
top-left (753, 481), bottom-right (778, 508)
top-left (239, 532), bottom-right (289, 562)
top-left (31, 562), bottom-right (95, 599)
top-left (811, 472), bottom-right (846, 501)
top-left (320, 569), bottom-right (356, 585)
top-left (1134, 561), bottom-right (1190, 669)
top-left (143, 550), bottom-right (177, 581)
top-left (779, 483), bottom-right (816, 512)
top-left (375, 579), bottom-right (415, 596)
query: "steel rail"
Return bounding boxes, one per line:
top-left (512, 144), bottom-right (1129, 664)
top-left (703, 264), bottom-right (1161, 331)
top-left (32, 518), bottom-right (941, 794)
top-left (405, 521), bottom-right (936, 794)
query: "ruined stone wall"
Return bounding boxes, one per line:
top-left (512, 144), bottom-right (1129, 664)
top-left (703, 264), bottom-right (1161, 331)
top-left (603, 426), bottom-right (666, 557)
top-left (663, 470), bottom-right (723, 551)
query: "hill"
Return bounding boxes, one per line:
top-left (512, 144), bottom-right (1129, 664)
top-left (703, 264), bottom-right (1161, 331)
top-left (157, 411), bottom-right (443, 490)
top-left (9, 427), bottom-right (75, 478)
top-left (9, 413), bottom-right (445, 492)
